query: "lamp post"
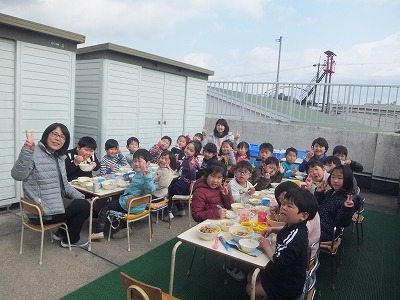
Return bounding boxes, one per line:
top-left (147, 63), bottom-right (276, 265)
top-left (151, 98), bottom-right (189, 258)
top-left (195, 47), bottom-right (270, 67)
top-left (275, 36), bottom-right (282, 98)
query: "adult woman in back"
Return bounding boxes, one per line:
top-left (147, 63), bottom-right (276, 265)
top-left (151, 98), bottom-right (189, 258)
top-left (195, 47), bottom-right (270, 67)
top-left (202, 118), bottom-right (240, 153)
top-left (11, 123), bottom-right (90, 248)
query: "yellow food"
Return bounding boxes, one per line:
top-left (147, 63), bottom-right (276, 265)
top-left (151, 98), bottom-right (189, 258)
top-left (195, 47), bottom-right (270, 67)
top-left (241, 222), bottom-right (269, 233)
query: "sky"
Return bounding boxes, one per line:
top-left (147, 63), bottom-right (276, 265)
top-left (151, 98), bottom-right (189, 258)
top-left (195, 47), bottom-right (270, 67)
top-left (1, 0), bottom-right (400, 85)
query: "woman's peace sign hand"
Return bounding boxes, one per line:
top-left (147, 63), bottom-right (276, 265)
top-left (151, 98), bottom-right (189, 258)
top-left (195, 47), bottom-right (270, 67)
top-left (24, 130), bottom-right (35, 150)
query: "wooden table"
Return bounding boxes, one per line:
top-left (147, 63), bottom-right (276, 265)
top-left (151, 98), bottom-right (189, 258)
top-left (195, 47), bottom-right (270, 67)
top-left (71, 181), bottom-right (126, 251)
top-left (169, 219), bottom-right (276, 300)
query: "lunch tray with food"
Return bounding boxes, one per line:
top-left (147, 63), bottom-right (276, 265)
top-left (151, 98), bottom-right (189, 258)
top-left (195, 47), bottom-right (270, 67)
top-left (241, 222), bottom-right (269, 233)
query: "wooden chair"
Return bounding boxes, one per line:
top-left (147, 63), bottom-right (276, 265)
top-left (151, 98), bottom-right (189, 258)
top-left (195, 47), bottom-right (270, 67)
top-left (108, 194), bottom-right (153, 252)
top-left (319, 227), bottom-right (344, 291)
top-left (149, 197), bottom-right (169, 224)
top-left (352, 196), bottom-right (365, 250)
top-left (170, 181), bottom-right (195, 228)
top-left (19, 197), bottom-right (71, 265)
top-left (120, 272), bottom-right (179, 300)
top-left (304, 239), bottom-right (320, 300)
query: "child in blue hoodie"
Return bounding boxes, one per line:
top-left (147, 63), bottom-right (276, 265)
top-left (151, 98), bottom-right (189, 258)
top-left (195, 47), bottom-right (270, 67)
top-left (93, 149), bottom-right (155, 239)
top-left (282, 147), bottom-right (298, 178)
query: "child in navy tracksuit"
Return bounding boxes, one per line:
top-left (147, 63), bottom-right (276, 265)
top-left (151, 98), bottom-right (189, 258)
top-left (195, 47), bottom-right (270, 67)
top-left (247, 188), bottom-right (319, 299)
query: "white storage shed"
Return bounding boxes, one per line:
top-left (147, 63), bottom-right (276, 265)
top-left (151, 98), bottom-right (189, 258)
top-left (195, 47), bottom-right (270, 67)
top-left (0, 14), bottom-right (85, 207)
top-left (75, 43), bottom-right (214, 156)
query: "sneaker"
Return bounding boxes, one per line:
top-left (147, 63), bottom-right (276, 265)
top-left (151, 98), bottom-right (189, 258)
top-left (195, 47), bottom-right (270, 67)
top-left (52, 229), bottom-right (64, 241)
top-left (175, 209), bottom-right (186, 216)
top-left (91, 232), bottom-right (104, 240)
top-left (223, 264), bottom-right (245, 281)
top-left (163, 212), bottom-right (174, 222)
top-left (61, 237), bottom-right (90, 248)
top-left (112, 227), bottom-right (132, 239)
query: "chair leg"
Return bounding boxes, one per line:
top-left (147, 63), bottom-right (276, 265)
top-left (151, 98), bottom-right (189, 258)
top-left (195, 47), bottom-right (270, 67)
top-left (39, 230), bottom-right (44, 265)
top-left (108, 223), bottom-right (112, 242)
top-left (187, 246), bottom-right (198, 276)
top-left (127, 222), bottom-right (131, 252)
top-left (63, 224), bottom-right (72, 250)
top-left (20, 223), bottom-right (24, 255)
top-left (356, 223), bottom-right (360, 250)
top-left (361, 222), bottom-right (364, 241)
top-left (188, 203), bottom-right (192, 227)
top-left (149, 215), bottom-right (153, 241)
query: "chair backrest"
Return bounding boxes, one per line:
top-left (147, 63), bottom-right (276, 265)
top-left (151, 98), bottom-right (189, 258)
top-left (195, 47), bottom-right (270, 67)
top-left (356, 186), bottom-right (361, 195)
top-left (357, 197), bottom-right (365, 214)
top-left (189, 181), bottom-right (195, 195)
top-left (126, 194), bottom-right (152, 212)
top-left (120, 272), bottom-right (162, 300)
top-left (20, 197), bottom-right (44, 216)
top-left (308, 239), bottom-right (320, 264)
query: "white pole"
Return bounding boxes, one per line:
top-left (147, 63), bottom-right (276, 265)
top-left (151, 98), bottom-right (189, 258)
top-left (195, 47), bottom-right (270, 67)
top-left (276, 36), bottom-right (282, 83)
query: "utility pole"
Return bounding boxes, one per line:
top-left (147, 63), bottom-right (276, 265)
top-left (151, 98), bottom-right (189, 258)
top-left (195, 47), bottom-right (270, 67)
top-left (275, 36), bottom-right (282, 98)
top-left (312, 60), bottom-right (325, 106)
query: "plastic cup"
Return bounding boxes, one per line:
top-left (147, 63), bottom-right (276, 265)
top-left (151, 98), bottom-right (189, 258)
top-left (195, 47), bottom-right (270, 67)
top-left (239, 211), bottom-right (251, 223)
top-left (93, 182), bottom-right (101, 192)
top-left (257, 209), bottom-right (267, 223)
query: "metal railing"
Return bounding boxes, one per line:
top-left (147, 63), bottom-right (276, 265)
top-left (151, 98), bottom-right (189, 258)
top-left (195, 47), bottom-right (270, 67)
top-left (207, 82), bottom-right (400, 132)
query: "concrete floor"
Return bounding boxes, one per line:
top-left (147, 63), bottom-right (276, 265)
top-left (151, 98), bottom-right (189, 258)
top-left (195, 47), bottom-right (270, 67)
top-left (0, 190), bottom-right (398, 300)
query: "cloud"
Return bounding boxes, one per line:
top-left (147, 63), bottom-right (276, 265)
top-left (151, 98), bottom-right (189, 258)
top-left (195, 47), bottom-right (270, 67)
top-left (194, 32), bottom-right (400, 85)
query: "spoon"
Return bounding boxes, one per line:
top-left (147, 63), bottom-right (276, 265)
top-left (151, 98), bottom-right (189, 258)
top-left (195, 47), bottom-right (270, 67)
top-left (213, 235), bottom-right (219, 249)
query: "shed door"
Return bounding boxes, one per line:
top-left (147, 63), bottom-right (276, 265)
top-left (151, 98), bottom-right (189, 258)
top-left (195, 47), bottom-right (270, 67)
top-left (0, 38), bottom-right (16, 206)
top-left (139, 69), bottom-right (186, 148)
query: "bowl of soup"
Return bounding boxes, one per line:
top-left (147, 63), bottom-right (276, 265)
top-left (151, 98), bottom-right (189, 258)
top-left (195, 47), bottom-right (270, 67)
top-left (197, 224), bottom-right (221, 241)
top-left (229, 225), bottom-right (254, 242)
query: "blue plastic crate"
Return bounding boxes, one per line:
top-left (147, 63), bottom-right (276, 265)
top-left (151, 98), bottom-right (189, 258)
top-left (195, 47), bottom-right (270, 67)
top-left (249, 143), bottom-right (259, 157)
top-left (297, 150), bottom-right (308, 160)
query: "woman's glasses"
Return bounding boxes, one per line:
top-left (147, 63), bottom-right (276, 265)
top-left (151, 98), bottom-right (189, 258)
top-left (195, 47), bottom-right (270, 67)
top-left (50, 131), bottom-right (66, 141)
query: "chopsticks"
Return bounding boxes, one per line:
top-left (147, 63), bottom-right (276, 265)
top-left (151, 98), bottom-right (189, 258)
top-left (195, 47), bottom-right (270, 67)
top-left (248, 183), bottom-right (258, 192)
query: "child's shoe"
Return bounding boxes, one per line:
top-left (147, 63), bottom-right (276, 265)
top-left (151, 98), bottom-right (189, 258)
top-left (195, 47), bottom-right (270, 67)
top-left (223, 264), bottom-right (245, 281)
top-left (52, 229), bottom-right (64, 241)
top-left (91, 232), bottom-right (104, 240)
top-left (163, 212), bottom-right (174, 222)
top-left (175, 209), bottom-right (186, 216)
top-left (112, 227), bottom-right (132, 239)
top-left (92, 223), bottom-right (105, 240)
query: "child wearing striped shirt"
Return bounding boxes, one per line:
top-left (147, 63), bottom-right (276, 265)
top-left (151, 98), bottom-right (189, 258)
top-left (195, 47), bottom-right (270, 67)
top-left (99, 139), bottom-right (128, 176)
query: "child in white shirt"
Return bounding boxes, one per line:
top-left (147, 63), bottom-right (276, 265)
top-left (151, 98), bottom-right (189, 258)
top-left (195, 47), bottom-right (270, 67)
top-left (227, 160), bottom-right (255, 203)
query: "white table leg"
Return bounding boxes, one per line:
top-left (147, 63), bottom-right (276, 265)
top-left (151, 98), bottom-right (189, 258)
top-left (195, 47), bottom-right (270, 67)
top-left (169, 241), bottom-right (182, 295)
top-left (87, 197), bottom-right (98, 252)
top-left (250, 268), bottom-right (261, 300)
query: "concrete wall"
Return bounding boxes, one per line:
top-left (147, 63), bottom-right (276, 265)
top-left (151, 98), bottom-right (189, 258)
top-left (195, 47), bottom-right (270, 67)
top-left (205, 117), bottom-right (400, 194)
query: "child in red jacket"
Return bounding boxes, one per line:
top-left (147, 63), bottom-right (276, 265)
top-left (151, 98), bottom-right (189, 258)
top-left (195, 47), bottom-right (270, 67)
top-left (191, 161), bottom-right (233, 223)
